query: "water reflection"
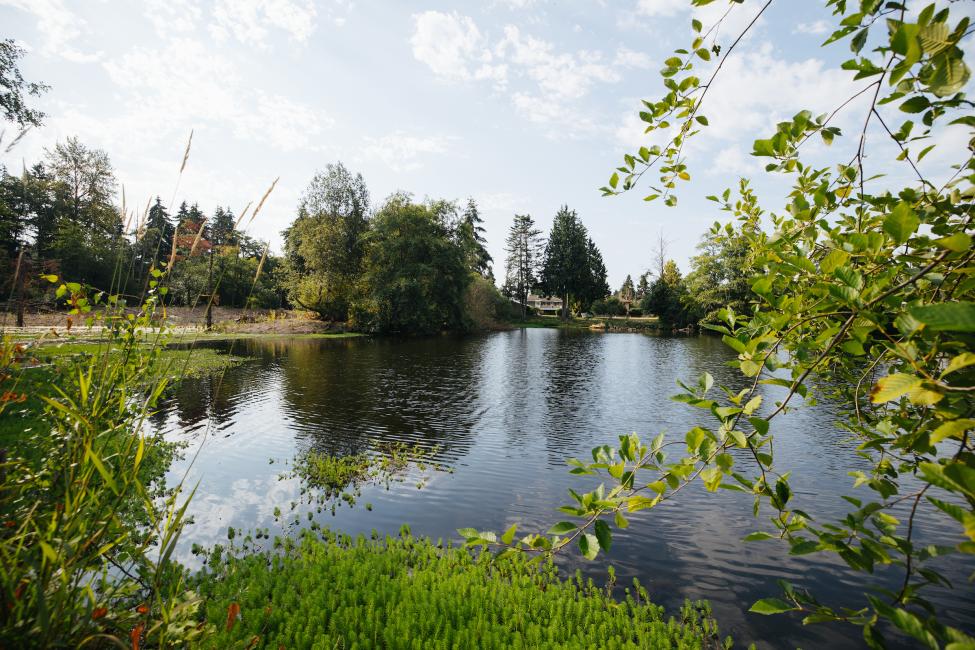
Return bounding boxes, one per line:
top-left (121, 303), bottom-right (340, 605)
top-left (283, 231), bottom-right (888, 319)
top-left (158, 330), bottom-right (973, 650)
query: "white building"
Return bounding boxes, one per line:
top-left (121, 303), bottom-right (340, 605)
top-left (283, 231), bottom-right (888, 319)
top-left (526, 293), bottom-right (563, 316)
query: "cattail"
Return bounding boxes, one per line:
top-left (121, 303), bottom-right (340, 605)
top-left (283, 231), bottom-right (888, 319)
top-left (167, 225), bottom-right (179, 269)
top-left (180, 129), bottom-right (193, 175)
top-left (247, 177), bottom-right (279, 228)
top-left (188, 218), bottom-right (209, 257)
top-left (233, 201), bottom-right (253, 231)
top-left (254, 244), bottom-right (269, 283)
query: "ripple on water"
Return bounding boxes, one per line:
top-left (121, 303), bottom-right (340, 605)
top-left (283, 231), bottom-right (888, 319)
top-left (157, 331), bottom-right (975, 650)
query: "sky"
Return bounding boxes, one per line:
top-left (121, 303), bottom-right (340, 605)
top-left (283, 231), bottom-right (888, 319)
top-left (2, 0), bottom-right (973, 289)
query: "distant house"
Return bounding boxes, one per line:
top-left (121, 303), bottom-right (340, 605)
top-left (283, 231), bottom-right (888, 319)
top-left (526, 293), bottom-right (563, 316)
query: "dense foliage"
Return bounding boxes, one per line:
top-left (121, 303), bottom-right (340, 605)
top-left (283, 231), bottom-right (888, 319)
top-left (0, 282), bottom-right (201, 648)
top-left (0, 143), bottom-right (279, 316)
top-left (464, 0), bottom-right (975, 647)
top-left (193, 529), bottom-right (731, 650)
top-left (538, 206), bottom-right (610, 317)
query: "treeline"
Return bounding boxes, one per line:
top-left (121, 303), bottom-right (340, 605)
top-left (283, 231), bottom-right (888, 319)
top-left (0, 137), bottom-right (282, 317)
top-left (281, 162), bottom-right (511, 334)
top-left (499, 209), bottom-right (750, 329)
top-left (603, 222), bottom-right (753, 328)
top-left (500, 209), bottom-right (609, 319)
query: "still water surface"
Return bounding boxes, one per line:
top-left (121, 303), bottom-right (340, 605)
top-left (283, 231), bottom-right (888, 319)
top-left (156, 330), bottom-right (974, 649)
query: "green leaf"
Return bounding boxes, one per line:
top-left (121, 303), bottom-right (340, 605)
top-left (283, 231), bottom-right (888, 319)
top-left (911, 302), bottom-right (975, 332)
top-left (686, 426), bottom-right (706, 452)
top-left (594, 520), bottom-right (612, 552)
top-left (579, 533), bottom-right (600, 560)
top-left (457, 528), bottom-right (479, 538)
top-left (883, 202), bottom-right (919, 243)
top-left (935, 232), bottom-right (973, 252)
top-left (752, 138), bottom-right (776, 157)
top-left (943, 352), bottom-right (975, 376)
top-left (820, 249), bottom-right (850, 273)
top-left (931, 419), bottom-right (975, 444)
top-left (749, 417), bottom-right (769, 436)
top-left (547, 521), bottom-right (577, 536)
top-left (743, 531), bottom-right (776, 542)
top-left (695, 115), bottom-right (709, 125)
top-left (614, 510), bottom-right (629, 529)
top-left (609, 172), bottom-right (619, 189)
top-left (870, 373), bottom-right (922, 404)
top-left (501, 523), bottom-right (517, 545)
top-left (749, 598), bottom-right (796, 615)
top-left (899, 96), bottom-right (930, 113)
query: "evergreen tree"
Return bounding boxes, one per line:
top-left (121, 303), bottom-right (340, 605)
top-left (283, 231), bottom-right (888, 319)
top-left (501, 214), bottom-right (543, 319)
top-left (636, 272), bottom-right (650, 300)
top-left (133, 197), bottom-right (174, 279)
top-left (539, 206), bottom-right (589, 319)
top-left (582, 237), bottom-right (610, 311)
top-left (457, 198), bottom-right (493, 279)
top-left (210, 206), bottom-right (237, 247)
top-left (620, 274), bottom-right (635, 302)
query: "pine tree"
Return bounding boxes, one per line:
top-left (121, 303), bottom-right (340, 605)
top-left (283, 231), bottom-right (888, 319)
top-left (636, 272), bottom-right (650, 300)
top-left (620, 274), bottom-right (635, 302)
top-left (458, 198), bottom-right (492, 278)
top-left (539, 206), bottom-right (589, 319)
top-left (583, 238), bottom-right (610, 310)
top-left (210, 206), bottom-right (237, 247)
top-left (502, 214), bottom-right (543, 319)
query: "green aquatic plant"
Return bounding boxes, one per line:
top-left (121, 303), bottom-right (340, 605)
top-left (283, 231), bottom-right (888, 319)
top-left (193, 528), bottom-right (734, 650)
top-left (285, 442), bottom-right (445, 512)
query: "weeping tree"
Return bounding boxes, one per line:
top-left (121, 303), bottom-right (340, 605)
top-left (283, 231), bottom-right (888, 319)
top-left (462, 2), bottom-right (975, 647)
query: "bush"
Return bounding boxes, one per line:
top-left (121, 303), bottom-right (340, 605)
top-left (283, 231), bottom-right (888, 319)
top-left (592, 296), bottom-right (625, 316)
top-left (463, 275), bottom-right (518, 330)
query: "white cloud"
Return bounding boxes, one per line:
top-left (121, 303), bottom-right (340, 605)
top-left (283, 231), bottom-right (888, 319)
top-left (0, 0), bottom-right (101, 62)
top-left (144, 0), bottom-right (203, 36)
top-left (614, 46), bottom-right (653, 69)
top-left (493, 0), bottom-right (539, 8)
top-left (625, 0), bottom-right (764, 39)
top-left (710, 145), bottom-right (760, 175)
top-left (209, 0), bottom-right (318, 47)
top-left (363, 132), bottom-right (454, 172)
top-left (794, 20), bottom-right (830, 36)
top-left (496, 26), bottom-right (619, 99)
top-left (412, 13), bottom-right (632, 131)
top-left (700, 42), bottom-right (860, 143)
top-left (103, 38), bottom-right (331, 151)
top-left (410, 11), bottom-right (506, 84)
top-left (634, 0), bottom-right (687, 18)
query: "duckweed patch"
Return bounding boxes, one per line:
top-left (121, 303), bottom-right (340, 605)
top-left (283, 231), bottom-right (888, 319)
top-left (193, 530), bottom-right (733, 649)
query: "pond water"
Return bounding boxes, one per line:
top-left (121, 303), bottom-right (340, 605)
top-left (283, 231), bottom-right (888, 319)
top-left (156, 329), bottom-right (974, 649)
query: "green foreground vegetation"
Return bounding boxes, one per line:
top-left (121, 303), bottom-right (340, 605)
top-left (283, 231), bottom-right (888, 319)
top-left (193, 530), bottom-right (729, 650)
